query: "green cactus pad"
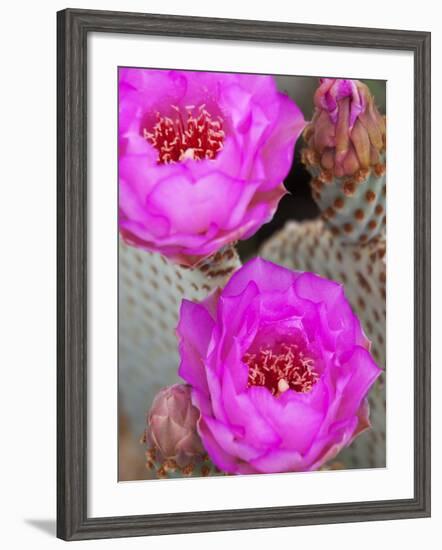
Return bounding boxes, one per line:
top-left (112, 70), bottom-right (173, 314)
top-left (306, 157), bottom-right (386, 244)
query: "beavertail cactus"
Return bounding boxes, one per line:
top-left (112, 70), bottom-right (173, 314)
top-left (302, 79), bottom-right (386, 243)
top-left (143, 384), bottom-right (220, 478)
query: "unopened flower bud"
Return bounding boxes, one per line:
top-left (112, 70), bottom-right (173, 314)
top-left (303, 78), bottom-right (385, 178)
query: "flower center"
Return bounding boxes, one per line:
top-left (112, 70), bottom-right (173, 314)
top-left (243, 342), bottom-right (319, 396)
top-left (143, 104), bottom-right (225, 164)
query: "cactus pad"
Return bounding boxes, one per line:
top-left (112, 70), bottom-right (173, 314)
top-left (302, 150), bottom-right (386, 244)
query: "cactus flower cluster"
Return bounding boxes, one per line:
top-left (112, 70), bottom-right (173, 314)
top-left (117, 71), bottom-right (386, 478)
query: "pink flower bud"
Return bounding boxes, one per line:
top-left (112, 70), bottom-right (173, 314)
top-left (145, 384), bottom-right (205, 468)
top-left (303, 79), bottom-right (386, 177)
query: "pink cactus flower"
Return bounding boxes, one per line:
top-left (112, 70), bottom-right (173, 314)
top-left (177, 258), bottom-right (381, 474)
top-left (119, 69), bottom-right (305, 266)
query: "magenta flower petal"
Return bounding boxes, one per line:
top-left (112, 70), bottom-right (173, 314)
top-left (307, 416), bottom-right (359, 470)
top-left (147, 172), bottom-right (247, 234)
top-left (294, 272), bottom-right (370, 353)
top-left (250, 448), bottom-right (304, 474)
top-left (255, 93), bottom-right (307, 191)
top-left (119, 69), bottom-right (305, 265)
top-left (223, 256), bottom-right (297, 296)
top-left (335, 347), bottom-right (381, 420)
top-left (197, 416), bottom-right (256, 474)
top-left (218, 281), bottom-right (261, 350)
top-left (202, 415), bottom-right (261, 463)
top-left (177, 300), bottom-right (214, 395)
top-left (221, 368), bottom-right (280, 448)
top-left (177, 258), bottom-right (381, 474)
top-left (316, 78), bottom-right (365, 128)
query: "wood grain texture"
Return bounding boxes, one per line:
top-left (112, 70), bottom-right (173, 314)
top-left (57, 8), bottom-right (88, 541)
top-left (56, 8), bottom-right (431, 541)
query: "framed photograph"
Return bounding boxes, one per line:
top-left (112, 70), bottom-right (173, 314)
top-left (57, 8), bottom-right (431, 541)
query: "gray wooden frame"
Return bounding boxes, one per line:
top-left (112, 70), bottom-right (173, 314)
top-left (57, 8), bottom-right (431, 541)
